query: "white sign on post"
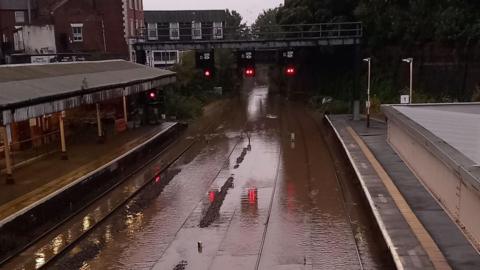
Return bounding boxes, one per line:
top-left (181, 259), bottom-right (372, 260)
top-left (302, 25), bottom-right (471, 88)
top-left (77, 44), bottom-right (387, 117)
top-left (400, 95), bottom-right (410, 104)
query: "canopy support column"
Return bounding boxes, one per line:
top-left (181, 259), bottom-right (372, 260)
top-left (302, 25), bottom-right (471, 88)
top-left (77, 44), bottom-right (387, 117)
top-left (1, 125), bottom-right (14, 184)
top-left (59, 111), bottom-right (68, 160)
top-left (96, 103), bottom-right (104, 143)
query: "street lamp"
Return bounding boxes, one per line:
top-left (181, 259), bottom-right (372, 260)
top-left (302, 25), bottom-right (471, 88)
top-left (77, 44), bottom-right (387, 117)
top-left (402, 58), bottom-right (413, 104)
top-left (363, 57), bottom-right (371, 128)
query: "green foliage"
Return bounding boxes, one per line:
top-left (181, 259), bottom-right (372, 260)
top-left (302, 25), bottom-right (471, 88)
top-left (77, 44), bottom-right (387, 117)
top-left (164, 89), bottom-right (203, 119)
top-left (166, 49), bottom-right (241, 120)
top-left (252, 8), bottom-right (282, 39)
top-left (267, 0), bottom-right (480, 104)
top-left (225, 9), bottom-right (251, 39)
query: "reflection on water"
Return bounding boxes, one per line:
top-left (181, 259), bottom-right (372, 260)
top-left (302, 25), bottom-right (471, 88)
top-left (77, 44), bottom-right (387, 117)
top-left (52, 235), bottom-right (64, 255)
top-left (82, 216), bottom-right (92, 232)
top-left (34, 252), bottom-right (45, 269)
top-left (44, 86), bottom-right (390, 270)
top-left (240, 187), bottom-right (259, 220)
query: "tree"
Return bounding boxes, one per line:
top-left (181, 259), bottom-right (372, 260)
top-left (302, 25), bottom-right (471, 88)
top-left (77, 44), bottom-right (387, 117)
top-left (252, 7), bottom-right (281, 39)
top-left (225, 9), bottom-right (250, 39)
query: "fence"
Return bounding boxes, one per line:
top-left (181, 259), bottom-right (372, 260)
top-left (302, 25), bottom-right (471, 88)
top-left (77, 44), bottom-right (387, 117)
top-left (140, 22), bottom-right (363, 42)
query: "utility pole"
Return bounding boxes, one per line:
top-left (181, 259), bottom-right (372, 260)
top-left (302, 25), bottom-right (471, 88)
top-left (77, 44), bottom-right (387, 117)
top-left (402, 58), bottom-right (414, 104)
top-left (363, 57), bottom-right (371, 128)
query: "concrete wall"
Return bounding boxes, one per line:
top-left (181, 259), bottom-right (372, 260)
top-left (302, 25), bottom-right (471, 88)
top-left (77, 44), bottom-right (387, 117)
top-left (20, 25), bottom-right (56, 54)
top-left (387, 119), bottom-right (480, 248)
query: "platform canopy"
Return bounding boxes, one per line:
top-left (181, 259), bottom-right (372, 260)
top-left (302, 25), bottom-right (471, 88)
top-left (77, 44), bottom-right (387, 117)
top-left (0, 60), bottom-right (176, 125)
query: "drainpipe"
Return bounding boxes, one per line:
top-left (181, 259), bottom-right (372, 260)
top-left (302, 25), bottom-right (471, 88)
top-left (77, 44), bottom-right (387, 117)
top-left (27, 0), bottom-right (32, 24)
top-left (101, 18), bottom-right (107, 53)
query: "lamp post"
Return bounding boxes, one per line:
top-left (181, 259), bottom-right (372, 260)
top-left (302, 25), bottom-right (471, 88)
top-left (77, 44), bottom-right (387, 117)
top-left (402, 58), bottom-right (413, 104)
top-left (363, 57), bottom-right (371, 128)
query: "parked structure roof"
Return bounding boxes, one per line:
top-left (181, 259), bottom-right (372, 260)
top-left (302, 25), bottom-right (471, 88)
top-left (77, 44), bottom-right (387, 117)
top-left (144, 10), bottom-right (227, 24)
top-left (392, 104), bottom-right (480, 164)
top-left (0, 60), bottom-right (176, 125)
top-left (383, 103), bottom-right (480, 191)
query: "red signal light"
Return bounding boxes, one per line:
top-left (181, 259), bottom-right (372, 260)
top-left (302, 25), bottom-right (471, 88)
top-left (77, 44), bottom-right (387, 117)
top-left (148, 91), bottom-right (156, 99)
top-left (204, 69), bottom-right (212, 78)
top-left (244, 67), bottom-right (256, 77)
top-left (285, 66), bottom-right (296, 76)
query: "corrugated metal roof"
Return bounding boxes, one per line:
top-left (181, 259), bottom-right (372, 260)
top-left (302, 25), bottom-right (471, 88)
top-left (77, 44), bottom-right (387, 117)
top-left (144, 10), bottom-right (227, 24)
top-left (0, 60), bottom-right (176, 124)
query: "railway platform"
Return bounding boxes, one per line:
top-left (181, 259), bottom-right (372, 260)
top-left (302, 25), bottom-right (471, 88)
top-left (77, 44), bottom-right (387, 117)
top-left (0, 123), bottom-right (176, 224)
top-left (327, 114), bottom-right (480, 270)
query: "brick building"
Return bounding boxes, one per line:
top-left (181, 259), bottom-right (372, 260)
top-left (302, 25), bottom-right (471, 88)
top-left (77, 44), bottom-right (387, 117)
top-left (0, 0), bottom-right (37, 63)
top-left (143, 10), bottom-right (227, 67)
top-left (0, 0), bottom-right (144, 64)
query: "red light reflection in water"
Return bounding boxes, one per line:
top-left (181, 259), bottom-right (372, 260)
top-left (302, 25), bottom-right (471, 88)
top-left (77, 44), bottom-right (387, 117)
top-left (248, 187), bottom-right (257, 204)
top-left (209, 191), bottom-right (216, 203)
top-left (286, 182), bottom-right (296, 212)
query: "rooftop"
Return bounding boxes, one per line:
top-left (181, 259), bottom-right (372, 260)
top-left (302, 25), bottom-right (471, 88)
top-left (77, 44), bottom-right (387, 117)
top-left (383, 103), bottom-right (480, 192)
top-left (0, 0), bottom-right (32, 10)
top-left (0, 60), bottom-right (175, 124)
top-left (392, 103), bottom-right (480, 165)
top-left (144, 10), bottom-right (228, 24)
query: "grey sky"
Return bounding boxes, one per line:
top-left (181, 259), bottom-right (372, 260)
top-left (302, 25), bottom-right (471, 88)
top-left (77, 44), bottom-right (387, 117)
top-left (143, 0), bottom-right (283, 25)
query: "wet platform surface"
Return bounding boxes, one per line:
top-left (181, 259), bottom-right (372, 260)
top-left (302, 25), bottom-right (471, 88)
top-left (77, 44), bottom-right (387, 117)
top-left (0, 123), bottom-right (176, 224)
top-left (40, 87), bottom-right (393, 270)
top-left (329, 115), bottom-right (480, 270)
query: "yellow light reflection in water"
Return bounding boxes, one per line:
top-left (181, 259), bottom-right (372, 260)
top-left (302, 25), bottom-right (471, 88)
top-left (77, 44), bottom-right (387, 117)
top-left (105, 224), bottom-right (113, 243)
top-left (125, 212), bottom-right (144, 236)
top-left (34, 252), bottom-right (45, 269)
top-left (52, 235), bottom-right (64, 255)
top-left (79, 261), bottom-right (91, 270)
top-left (83, 216), bottom-right (92, 232)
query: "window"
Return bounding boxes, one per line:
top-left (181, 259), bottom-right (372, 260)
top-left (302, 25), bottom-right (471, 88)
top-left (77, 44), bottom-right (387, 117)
top-left (148, 23), bottom-right (157, 40)
top-left (152, 50), bottom-right (179, 65)
top-left (71, 24), bottom-right (83, 42)
top-left (13, 31), bottom-right (24, 51)
top-left (169, 22), bottom-right (179, 40)
top-left (213, 22), bottom-right (223, 39)
top-left (192, 21), bottom-right (202, 40)
top-left (15, 11), bottom-right (25, 24)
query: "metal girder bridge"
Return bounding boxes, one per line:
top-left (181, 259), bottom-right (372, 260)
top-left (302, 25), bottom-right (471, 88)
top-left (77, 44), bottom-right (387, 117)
top-left (134, 22), bottom-right (363, 51)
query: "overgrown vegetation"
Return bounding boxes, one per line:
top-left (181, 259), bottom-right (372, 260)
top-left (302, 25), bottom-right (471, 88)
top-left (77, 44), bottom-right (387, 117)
top-left (255, 1), bottom-right (480, 109)
top-left (161, 11), bottom-right (245, 120)
top-left (164, 49), bottom-right (241, 119)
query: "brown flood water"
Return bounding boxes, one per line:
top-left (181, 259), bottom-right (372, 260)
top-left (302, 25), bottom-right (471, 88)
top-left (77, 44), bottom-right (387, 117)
top-left (46, 86), bottom-right (394, 270)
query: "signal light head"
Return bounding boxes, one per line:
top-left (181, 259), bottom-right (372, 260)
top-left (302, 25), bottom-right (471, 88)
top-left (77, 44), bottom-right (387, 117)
top-left (244, 67), bottom-right (256, 77)
top-left (285, 66), bottom-right (296, 76)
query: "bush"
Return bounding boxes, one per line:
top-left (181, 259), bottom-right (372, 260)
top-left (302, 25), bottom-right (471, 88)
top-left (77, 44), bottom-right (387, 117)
top-left (164, 90), bottom-right (203, 119)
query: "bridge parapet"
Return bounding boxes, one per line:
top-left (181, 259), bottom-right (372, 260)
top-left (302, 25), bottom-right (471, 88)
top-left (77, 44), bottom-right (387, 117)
top-left (134, 22), bottom-right (363, 51)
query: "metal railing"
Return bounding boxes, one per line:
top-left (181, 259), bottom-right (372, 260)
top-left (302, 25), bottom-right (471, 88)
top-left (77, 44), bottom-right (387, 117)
top-left (139, 22), bottom-right (362, 43)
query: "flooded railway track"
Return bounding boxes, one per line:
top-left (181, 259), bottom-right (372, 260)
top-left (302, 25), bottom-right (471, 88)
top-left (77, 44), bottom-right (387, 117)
top-left (1, 100), bottom-right (238, 270)
top-left (6, 88), bottom-right (395, 270)
top-left (294, 108), bottom-right (364, 270)
top-left (1, 137), bottom-right (196, 270)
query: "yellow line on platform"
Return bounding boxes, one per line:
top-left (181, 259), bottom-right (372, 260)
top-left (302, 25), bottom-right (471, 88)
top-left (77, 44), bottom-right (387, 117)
top-left (346, 126), bottom-right (451, 270)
